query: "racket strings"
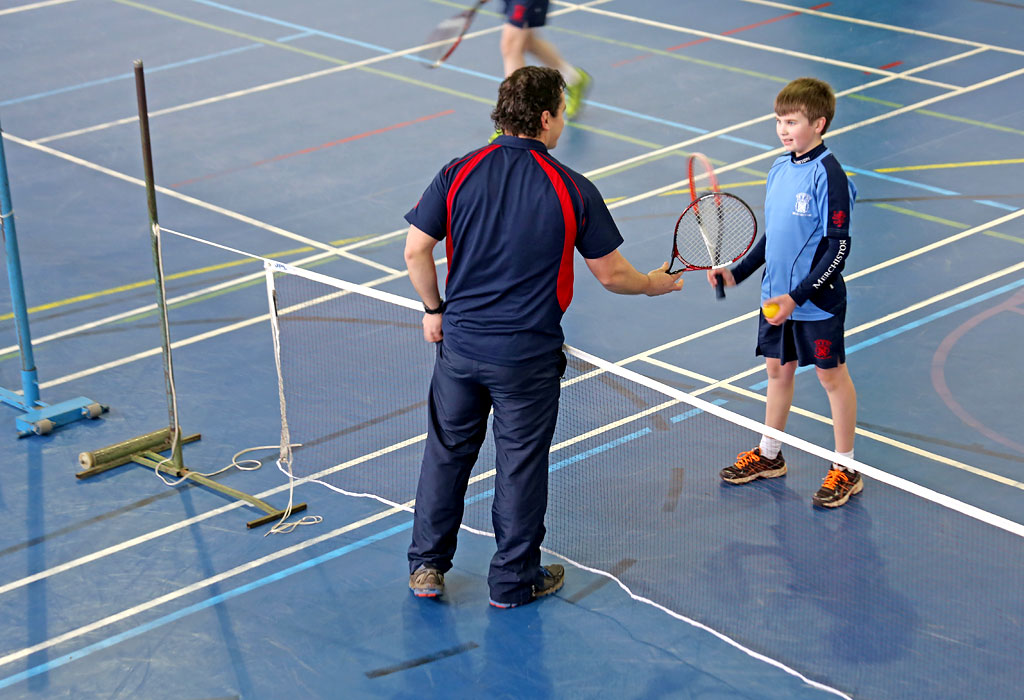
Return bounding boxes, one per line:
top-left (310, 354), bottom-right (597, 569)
top-left (673, 193), bottom-right (756, 268)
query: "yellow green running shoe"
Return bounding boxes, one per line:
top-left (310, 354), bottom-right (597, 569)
top-left (565, 68), bottom-right (592, 120)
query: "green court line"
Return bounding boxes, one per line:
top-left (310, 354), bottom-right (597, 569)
top-left (847, 93), bottom-right (1024, 136)
top-left (872, 203), bottom-right (1024, 243)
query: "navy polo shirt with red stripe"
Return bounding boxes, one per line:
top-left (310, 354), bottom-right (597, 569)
top-left (405, 135), bottom-right (623, 365)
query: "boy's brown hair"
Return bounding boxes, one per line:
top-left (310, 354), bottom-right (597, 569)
top-left (774, 77), bottom-right (836, 134)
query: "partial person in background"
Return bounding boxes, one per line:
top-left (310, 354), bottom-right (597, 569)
top-left (711, 76), bottom-right (862, 509)
top-left (405, 67), bottom-right (682, 608)
top-left (490, 1), bottom-right (591, 141)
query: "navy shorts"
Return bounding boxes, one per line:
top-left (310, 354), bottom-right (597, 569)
top-left (756, 305), bottom-right (846, 369)
top-left (504, 0), bottom-right (548, 27)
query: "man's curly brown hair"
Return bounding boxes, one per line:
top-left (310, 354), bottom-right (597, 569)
top-left (490, 66), bottom-right (565, 137)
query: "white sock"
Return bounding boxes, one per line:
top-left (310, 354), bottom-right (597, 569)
top-left (559, 64), bottom-right (580, 85)
top-left (759, 435), bottom-right (782, 459)
top-left (833, 449), bottom-right (855, 472)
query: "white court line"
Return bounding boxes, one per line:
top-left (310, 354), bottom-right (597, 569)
top-left (2, 132), bottom-right (350, 257)
top-left (741, 0), bottom-right (1024, 57)
top-left (2, 0), bottom-right (1019, 591)
top-left (570, 3), bottom-right (961, 89)
top-left (0, 500), bottom-right (410, 670)
top-left (0, 0), bottom-right (76, 16)
top-left (610, 207), bottom-right (1024, 366)
top-left (0, 228), bottom-right (406, 357)
top-left (31, 0), bottom-right (607, 144)
top-left (608, 65), bottom-right (1024, 211)
top-left (0, 47), bottom-right (995, 352)
top-left (584, 47), bottom-right (987, 180)
top-left (638, 256), bottom-right (1024, 491)
top-left (17, 206), bottom-right (1022, 601)
top-left (1, 5), bottom-right (1019, 691)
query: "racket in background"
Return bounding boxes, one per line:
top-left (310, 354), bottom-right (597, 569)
top-left (423, 0), bottom-right (489, 68)
top-left (668, 153), bottom-right (757, 298)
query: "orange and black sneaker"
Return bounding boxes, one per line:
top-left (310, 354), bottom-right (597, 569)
top-left (720, 447), bottom-right (787, 484)
top-left (812, 467), bottom-right (863, 508)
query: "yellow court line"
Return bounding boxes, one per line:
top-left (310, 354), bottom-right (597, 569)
top-left (0, 235), bottom-right (374, 322)
top-left (877, 158), bottom-right (1024, 173)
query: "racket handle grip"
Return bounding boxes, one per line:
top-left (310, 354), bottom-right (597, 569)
top-left (714, 273), bottom-right (726, 299)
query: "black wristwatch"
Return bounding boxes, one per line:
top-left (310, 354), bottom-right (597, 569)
top-left (424, 299), bottom-right (445, 315)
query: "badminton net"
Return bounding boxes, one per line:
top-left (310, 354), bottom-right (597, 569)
top-left (266, 261), bottom-right (1024, 700)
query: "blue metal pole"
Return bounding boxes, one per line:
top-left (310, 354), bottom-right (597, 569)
top-left (0, 118), bottom-right (40, 409)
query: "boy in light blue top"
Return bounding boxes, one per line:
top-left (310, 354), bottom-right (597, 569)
top-left (710, 77), bottom-right (862, 508)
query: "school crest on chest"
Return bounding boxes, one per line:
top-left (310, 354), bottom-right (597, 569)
top-left (793, 192), bottom-right (812, 216)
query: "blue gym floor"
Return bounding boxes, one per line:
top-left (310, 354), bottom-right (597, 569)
top-left (1, 1), bottom-right (1023, 697)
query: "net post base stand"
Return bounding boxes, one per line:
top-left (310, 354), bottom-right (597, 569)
top-left (4, 391), bottom-right (108, 438)
top-left (77, 427), bottom-right (306, 529)
top-left (1, 117), bottom-right (109, 438)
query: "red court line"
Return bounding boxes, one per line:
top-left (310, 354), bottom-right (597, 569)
top-left (612, 3), bottom-right (831, 67)
top-left (864, 60), bottom-right (903, 74)
top-left (930, 288), bottom-right (1024, 455)
top-left (170, 109), bottom-right (455, 188)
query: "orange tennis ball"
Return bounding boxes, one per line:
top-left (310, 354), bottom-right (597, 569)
top-left (763, 302), bottom-right (780, 318)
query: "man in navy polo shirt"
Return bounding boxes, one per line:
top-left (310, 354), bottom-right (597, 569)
top-left (404, 66), bottom-right (683, 609)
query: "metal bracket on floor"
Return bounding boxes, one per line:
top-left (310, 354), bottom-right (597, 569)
top-left (78, 427), bottom-right (306, 529)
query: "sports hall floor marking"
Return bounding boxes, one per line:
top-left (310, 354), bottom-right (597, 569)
top-left (168, 109), bottom-right (456, 188)
top-left (607, 64), bottom-right (1024, 210)
top-left (5, 53), bottom-right (1011, 347)
top-left (740, 0), bottom-right (1024, 56)
top-left (27, 0), bottom-right (1006, 152)
top-left (0, 4), bottom-right (1019, 695)
top-left (0, 32), bottom-right (313, 108)
top-left (0, 401), bottom-right (854, 698)
top-left (931, 288), bottom-right (1024, 455)
top-left (571, 4), bottom-right (959, 89)
top-left (640, 262), bottom-right (1024, 491)
top-left (610, 1), bottom-right (832, 67)
top-left (8, 224), bottom-right (1017, 606)
top-left (0, 230), bottom-right (406, 358)
top-left (0, 0), bottom-right (76, 16)
top-left (877, 158), bottom-right (1024, 172)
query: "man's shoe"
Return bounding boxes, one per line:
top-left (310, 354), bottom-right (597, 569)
top-left (533, 564), bottom-right (565, 598)
top-left (489, 564), bottom-right (565, 608)
top-left (812, 467), bottom-right (863, 508)
top-left (409, 565), bottom-right (445, 598)
top-left (720, 447), bottom-right (786, 484)
top-left (565, 68), bottom-right (592, 119)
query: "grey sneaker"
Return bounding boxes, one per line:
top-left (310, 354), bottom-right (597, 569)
top-left (489, 564), bottom-right (565, 608)
top-left (409, 565), bottom-right (445, 598)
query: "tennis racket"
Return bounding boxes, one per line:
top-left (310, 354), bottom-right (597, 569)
top-left (423, 0), bottom-right (489, 68)
top-left (668, 153), bottom-right (757, 299)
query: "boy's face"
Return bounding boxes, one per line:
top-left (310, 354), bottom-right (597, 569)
top-left (775, 111), bottom-right (826, 156)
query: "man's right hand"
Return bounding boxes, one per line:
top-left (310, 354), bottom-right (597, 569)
top-left (645, 262), bottom-right (685, 296)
